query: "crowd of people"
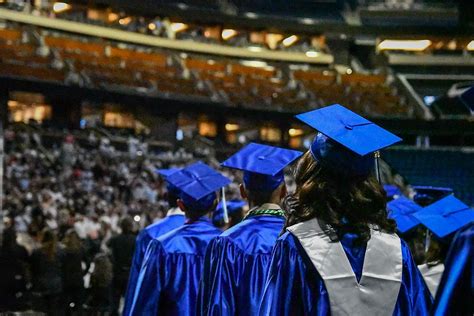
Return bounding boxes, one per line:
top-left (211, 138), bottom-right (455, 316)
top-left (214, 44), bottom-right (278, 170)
top-left (1, 102), bottom-right (473, 316)
top-left (0, 125), bottom-right (241, 315)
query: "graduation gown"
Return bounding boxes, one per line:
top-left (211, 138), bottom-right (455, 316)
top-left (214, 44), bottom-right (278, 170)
top-left (259, 220), bottom-right (433, 316)
top-left (127, 217), bottom-right (221, 316)
top-left (123, 209), bottom-right (185, 315)
top-left (198, 204), bottom-right (285, 316)
top-left (432, 224), bottom-right (474, 316)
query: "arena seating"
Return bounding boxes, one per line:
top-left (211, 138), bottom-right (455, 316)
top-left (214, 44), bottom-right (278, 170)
top-left (0, 25), bottom-right (415, 117)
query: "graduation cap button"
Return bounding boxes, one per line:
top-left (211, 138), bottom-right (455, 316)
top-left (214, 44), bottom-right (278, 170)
top-left (345, 125), bottom-right (353, 130)
top-left (258, 156), bottom-right (266, 160)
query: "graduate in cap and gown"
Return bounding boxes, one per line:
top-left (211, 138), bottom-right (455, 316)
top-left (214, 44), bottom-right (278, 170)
top-left (432, 222), bottom-right (474, 316)
top-left (127, 162), bottom-right (230, 316)
top-left (198, 143), bottom-right (302, 316)
top-left (123, 168), bottom-right (185, 316)
top-left (212, 199), bottom-right (247, 230)
top-left (259, 104), bottom-right (433, 316)
top-left (412, 194), bottom-right (474, 299)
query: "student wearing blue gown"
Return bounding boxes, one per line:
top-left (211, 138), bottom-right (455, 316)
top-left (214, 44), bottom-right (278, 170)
top-left (198, 143), bottom-right (302, 315)
top-left (259, 105), bottom-right (433, 316)
top-left (123, 168), bottom-right (185, 315)
top-left (433, 223), bottom-right (474, 316)
top-left (127, 162), bottom-right (230, 316)
top-left (411, 194), bottom-right (474, 306)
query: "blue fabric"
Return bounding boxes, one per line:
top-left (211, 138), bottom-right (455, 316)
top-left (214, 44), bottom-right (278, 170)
top-left (123, 214), bottom-right (185, 316)
top-left (384, 184), bottom-right (403, 199)
top-left (198, 215), bottom-right (285, 316)
top-left (157, 168), bottom-right (181, 178)
top-left (433, 223), bottom-right (474, 316)
top-left (413, 195), bottom-right (474, 239)
top-left (259, 231), bottom-right (433, 315)
top-left (127, 218), bottom-right (221, 316)
top-left (387, 196), bottom-right (423, 234)
top-left (221, 142), bottom-right (302, 191)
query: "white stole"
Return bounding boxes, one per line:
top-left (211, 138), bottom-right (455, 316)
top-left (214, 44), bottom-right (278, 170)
top-left (417, 263), bottom-right (444, 297)
top-left (288, 218), bottom-right (403, 316)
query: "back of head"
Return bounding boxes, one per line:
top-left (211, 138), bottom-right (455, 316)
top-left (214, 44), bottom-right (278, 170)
top-left (41, 228), bottom-right (58, 260)
top-left (288, 151), bottom-right (396, 244)
top-left (120, 216), bottom-right (134, 234)
top-left (63, 228), bottom-right (82, 252)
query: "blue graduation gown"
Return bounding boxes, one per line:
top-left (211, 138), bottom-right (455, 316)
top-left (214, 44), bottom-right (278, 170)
top-left (123, 213), bottom-right (185, 315)
top-left (198, 214), bottom-right (285, 315)
top-left (259, 231), bottom-right (433, 315)
top-left (128, 217), bottom-right (221, 316)
top-left (433, 224), bottom-right (474, 316)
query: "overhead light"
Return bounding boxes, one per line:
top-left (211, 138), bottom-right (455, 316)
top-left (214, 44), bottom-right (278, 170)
top-left (288, 128), bottom-right (304, 137)
top-left (266, 33), bottom-right (284, 50)
top-left (133, 215), bottom-right (141, 222)
top-left (245, 12), bottom-right (258, 19)
top-left (467, 40), bottom-right (474, 51)
top-left (53, 2), bottom-right (71, 13)
top-left (299, 18), bottom-right (315, 25)
top-left (176, 3), bottom-right (189, 10)
top-left (170, 22), bottom-right (188, 33)
top-left (241, 60), bottom-right (269, 68)
top-left (108, 12), bottom-right (119, 22)
top-left (148, 22), bottom-right (157, 31)
top-left (305, 51), bottom-right (319, 58)
top-left (282, 35), bottom-right (298, 47)
top-left (119, 17), bottom-right (132, 25)
top-left (225, 123), bottom-right (240, 132)
top-left (378, 39), bottom-right (432, 51)
top-left (222, 29), bottom-right (237, 41)
top-left (248, 46), bottom-right (263, 52)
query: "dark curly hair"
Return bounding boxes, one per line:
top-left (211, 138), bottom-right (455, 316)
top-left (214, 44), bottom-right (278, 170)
top-left (285, 151), bottom-right (396, 244)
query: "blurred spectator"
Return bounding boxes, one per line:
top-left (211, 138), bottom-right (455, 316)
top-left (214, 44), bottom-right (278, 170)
top-left (61, 229), bottom-right (86, 315)
top-left (107, 217), bottom-right (136, 316)
top-left (0, 227), bottom-right (29, 312)
top-left (30, 229), bottom-right (63, 316)
top-left (84, 253), bottom-right (113, 314)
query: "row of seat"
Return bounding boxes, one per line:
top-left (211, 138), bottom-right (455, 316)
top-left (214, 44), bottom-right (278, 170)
top-left (0, 27), bottom-right (411, 117)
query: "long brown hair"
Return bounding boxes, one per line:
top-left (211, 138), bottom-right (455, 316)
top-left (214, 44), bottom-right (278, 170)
top-left (286, 151), bottom-right (396, 244)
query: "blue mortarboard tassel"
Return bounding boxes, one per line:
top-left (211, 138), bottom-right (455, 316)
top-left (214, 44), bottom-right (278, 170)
top-left (413, 195), bottom-right (474, 239)
top-left (296, 104), bottom-right (402, 177)
top-left (387, 196), bottom-right (423, 234)
top-left (167, 162), bottom-right (231, 211)
top-left (221, 143), bottom-right (302, 192)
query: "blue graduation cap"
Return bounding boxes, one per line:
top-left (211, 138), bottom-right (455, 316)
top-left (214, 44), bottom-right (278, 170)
top-left (387, 196), bottom-right (423, 234)
top-left (384, 184), bottom-right (403, 200)
top-left (166, 162), bottom-right (231, 211)
top-left (213, 199), bottom-right (247, 225)
top-left (156, 168), bottom-right (181, 178)
top-left (157, 168), bottom-right (182, 195)
top-left (295, 104), bottom-right (402, 176)
top-left (413, 186), bottom-right (453, 206)
top-left (413, 195), bottom-right (474, 239)
top-left (221, 143), bottom-right (302, 191)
